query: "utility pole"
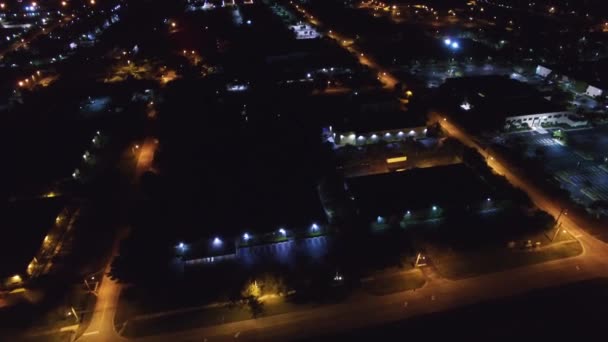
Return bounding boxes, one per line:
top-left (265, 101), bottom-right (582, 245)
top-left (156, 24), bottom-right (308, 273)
top-left (414, 253), bottom-right (427, 267)
top-left (552, 208), bottom-right (568, 241)
top-left (84, 275), bottom-right (99, 296)
top-left (68, 306), bottom-right (79, 323)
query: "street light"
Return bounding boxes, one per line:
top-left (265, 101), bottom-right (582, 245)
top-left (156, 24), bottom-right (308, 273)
top-left (311, 223), bottom-right (319, 231)
top-left (243, 233), bottom-right (250, 241)
top-left (213, 237), bottom-right (222, 246)
top-left (279, 228), bottom-right (286, 236)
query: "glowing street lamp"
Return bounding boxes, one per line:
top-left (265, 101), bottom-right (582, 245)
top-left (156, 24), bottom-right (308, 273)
top-left (311, 223), bottom-right (319, 232)
top-left (432, 205), bottom-right (438, 211)
top-left (278, 228), bottom-right (286, 236)
top-left (243, 233), bottom-right (250, 241)
top-left (213, 237), bottom-right (222, 246)
top-left (451, 42), bottom-right (459, 49)
top-left (444, 38), bottom-right (452, 46)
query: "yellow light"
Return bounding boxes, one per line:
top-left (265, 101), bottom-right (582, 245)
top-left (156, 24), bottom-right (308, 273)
top-left (11, 274), bottom-right (22, 283)
top-left (171, 22), bottom-right (176, 28)
top-left (90, 0), bottom-right (95, 5)
top-left (387, 156), bottom-right (408, 164)
top-left (406, 90), bottom-right (413, 97)
top-left (18, 81), bottom-right (24, 87)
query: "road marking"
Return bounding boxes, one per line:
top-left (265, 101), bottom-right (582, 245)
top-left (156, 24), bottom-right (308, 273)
top-left (83, 331), bottom-right (99, 336)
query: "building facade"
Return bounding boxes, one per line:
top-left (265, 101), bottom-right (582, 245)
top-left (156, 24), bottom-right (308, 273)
top-left (504, 112), bottom-right (588, 130)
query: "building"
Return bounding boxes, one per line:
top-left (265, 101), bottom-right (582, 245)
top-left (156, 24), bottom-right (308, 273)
top-left (289, 22), bottom-right (320, 40)
top-left (179, 238), bottom-right (237, 266)
top-left (327, 126), bottom-right (428, 147)
top-left (504, 112), bottom-right (588, 130)
top-left (536, 65), bottom-right (553, 78)
top-left (585, 85), bottom-right (604, 98)
top-left (440, 76), bottom-right (588, 131)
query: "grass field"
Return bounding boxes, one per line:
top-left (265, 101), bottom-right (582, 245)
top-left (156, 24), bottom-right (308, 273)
top-left (362, 269), bottom-right (426, 295)
top-left (122, 297), bottom-right (319, 338)
top-left (307, 277), bottom-right (608, 340)
top-left (430, 240), bottom-right (582, 280)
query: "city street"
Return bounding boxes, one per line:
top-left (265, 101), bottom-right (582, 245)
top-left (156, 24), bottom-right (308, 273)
top-left (19, 1), bottom-right (608, 342)
top-left (72, 4), bottom-right (608, 341)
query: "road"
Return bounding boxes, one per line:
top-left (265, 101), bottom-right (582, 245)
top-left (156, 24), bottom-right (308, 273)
top-left (77, 224), bottom-right (129, 342)
top-left (129, 249), bottom-right (606, 342)
top-left (292, 4), bottom-right (399, 90)
top-left (135, 137), bottom-right (158, 178)
top-left (0, 18), bottom-right (69, 59)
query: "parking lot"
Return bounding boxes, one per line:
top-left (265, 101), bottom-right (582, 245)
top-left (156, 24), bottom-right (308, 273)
top-left (505, 127), bottom-right (608, 211)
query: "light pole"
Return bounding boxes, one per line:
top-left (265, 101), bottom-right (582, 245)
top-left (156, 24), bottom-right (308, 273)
top-left (84, 276), bottom-right (99, 296)
top-left (67, 306), bottom-right (79, 322)
top-left (414, 252), bottom-right (427, 267)
top-left (552, 208), bottom-right (568, 241)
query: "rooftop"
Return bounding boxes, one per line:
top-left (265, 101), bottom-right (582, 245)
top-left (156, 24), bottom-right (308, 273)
top-left (347, 164), bottom-right (492, 218)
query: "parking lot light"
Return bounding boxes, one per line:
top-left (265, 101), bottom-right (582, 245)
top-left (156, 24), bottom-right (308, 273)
top-left (243, 233), bottom-right (250, 241)
top-left (279, 228), bottom-right (286, 235)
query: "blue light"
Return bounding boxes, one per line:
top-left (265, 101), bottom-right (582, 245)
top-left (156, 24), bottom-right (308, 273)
top-left (311, 223), bottom-right (319, 231)
top-left (279, 228), bottom-right (286, 235)
top-left (213, 237), bottom-right (222, 246)
top-left (178, 242), bottom-right (184, 249)
top-left (444, 38), bottom-right (452, 46)
top-left (243, 233), bottom-right (250, 240)
top-left (451, 42), bottom-right (459, 49)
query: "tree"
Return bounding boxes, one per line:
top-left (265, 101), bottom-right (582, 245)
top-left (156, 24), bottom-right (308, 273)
top-left (241, 280), bottom-right (261, 299)
top-left (245, 296), bottom-right (264, 318)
